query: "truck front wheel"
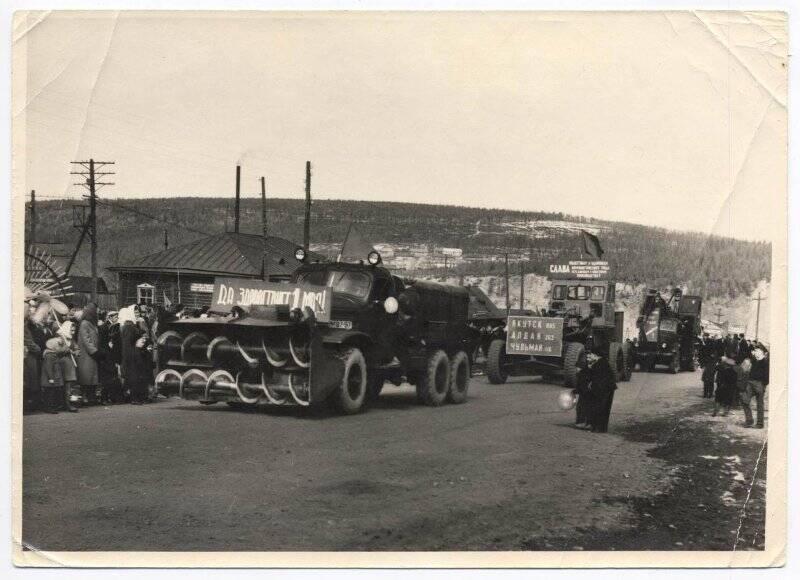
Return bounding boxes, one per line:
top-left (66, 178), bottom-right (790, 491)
top-left (417, 349), bottom-right (450, 406)
top-left (563, 342), bottom-right (586, 389)
top-left (486, 339), bottom-right (509, 385)
top-left (446, 351), bottom-right (470, 404)
top-left (332, 348), bottom-right (368, 414)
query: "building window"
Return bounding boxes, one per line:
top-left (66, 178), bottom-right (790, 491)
top-left (137, 283), bottom-right (155, 304)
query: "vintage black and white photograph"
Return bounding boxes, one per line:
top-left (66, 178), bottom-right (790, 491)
top-left (10, 7), bottom-right (788, 568)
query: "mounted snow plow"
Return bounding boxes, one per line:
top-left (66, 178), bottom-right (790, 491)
top-left (157, 250), bottom-right (480, 415)
top-left (155, 306), bottom-right (345, 407)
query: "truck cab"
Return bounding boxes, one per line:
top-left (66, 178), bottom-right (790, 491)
top-left (549, 279), bottom-right (616, 328)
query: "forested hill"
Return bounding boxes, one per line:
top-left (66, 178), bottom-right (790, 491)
top-left (29, 197), bottom-right (770, 300)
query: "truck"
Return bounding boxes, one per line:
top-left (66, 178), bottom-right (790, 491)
top-left (482, 262), bottom-right (632, 388)
top-left (634, 288), bottom-right (702, 373)
top-left (154, 249), bottom-right (479, 414)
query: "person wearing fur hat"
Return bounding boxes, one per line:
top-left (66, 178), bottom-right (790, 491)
top-left (585, 350), bottom-right (618, 433)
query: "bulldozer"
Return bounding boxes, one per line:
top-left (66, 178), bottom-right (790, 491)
top-left (155, 249), bottom-right (479, 414)
top-left (634, 288), bottom-right (702, 373)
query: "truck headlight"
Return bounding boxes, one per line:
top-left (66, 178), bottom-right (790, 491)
top-left (662, 342), bottom-right (667, 349)
top-left (294, 247), bottom-right (307, 262)
top-left (368, 251), bottom-right (381, 265)
top-left (384, 297), bottom-right (399, 314)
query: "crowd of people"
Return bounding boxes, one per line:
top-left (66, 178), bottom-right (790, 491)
top-left (697, 333), bottom-right (770, 428)
top-left (21, 292), bottom-right (194, 414)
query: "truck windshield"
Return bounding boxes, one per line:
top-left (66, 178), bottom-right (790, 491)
top-left (552, 285), bottom-right (566, 300)
top-left (567, 285), bottom-right (589, 300)
top-left (590, 286), bottom-right (605, 300)
top-left (298, 270), bottom-right (372, 300)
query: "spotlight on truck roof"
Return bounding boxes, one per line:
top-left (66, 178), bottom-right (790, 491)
top-left (295, 247), bottom-right (307, 262)
top-left (367, 251), bottom-right (381, 265)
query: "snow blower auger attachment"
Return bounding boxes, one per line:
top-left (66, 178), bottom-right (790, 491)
top-left (155, 278), bottom-right (343, 410)
top-left (156, 253), bottom-right (480, 415)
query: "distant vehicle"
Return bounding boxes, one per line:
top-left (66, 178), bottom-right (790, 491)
top-left (479, 265), bottom-right (632, 388)
top-left (634, 288), bottom-right (702, 373)
top-left (155, 249), bottom-right (479, 414)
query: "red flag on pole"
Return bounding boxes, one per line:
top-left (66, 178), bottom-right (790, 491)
top-left (581, 230), bottom-right (604, 258)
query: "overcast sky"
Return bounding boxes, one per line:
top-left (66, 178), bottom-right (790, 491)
top-left (14, 11), bottom-right (787, 242)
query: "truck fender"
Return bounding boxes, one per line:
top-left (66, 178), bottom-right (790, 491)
top-left (321, 329), bottom-right (373, 348)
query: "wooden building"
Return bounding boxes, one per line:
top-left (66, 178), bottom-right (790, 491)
top-left (108, 232), bottom-right (322, 310)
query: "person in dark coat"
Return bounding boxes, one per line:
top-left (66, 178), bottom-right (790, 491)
top-left (119, 305), bottom-right (151, 404)
top-left (76, 303), bottom-right (100, 405)
top-left (97, 311), bottom-right (123, 403)
top-left (23, 305), bottom-right (42, 412)
top-left (586, 351), bottom-right (617, 433)
top-left (742, 346), bottom-right (769, 428)
top-left (573, 361), bottom-right (590, 429)
top-left (698, 333), bottom-right (717, 398)
top-left (713, 356), bottom-right (737, 416)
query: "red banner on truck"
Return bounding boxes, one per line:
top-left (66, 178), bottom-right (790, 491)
top-left (211, 277), bottom-right (332, 322)
top-left (506, 316), bottom-right (564, 357)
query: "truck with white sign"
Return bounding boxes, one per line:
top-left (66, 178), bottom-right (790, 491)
top-left (483, 261), bottom-right (632, 388)
top-left (155, 249), bottom-right (479, 414)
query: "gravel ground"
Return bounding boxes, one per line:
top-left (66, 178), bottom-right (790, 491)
top-left (21, 368), bottom-right (767, 552)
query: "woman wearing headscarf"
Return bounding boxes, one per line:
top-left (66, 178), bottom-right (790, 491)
top-left (76, 302), bottom-right (100, 405)
top-left (40, 336), bottom-right (70, 413)
top-left (119, 305), bottom-right (151, 404)
top-left (49, 320), bottom-right (80, 412)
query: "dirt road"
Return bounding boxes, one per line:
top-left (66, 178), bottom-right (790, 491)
top-left (21, 369), bottom-right (767, 551)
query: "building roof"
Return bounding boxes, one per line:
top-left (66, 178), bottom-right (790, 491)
top-left (108, 232), bottom-right (323, 278)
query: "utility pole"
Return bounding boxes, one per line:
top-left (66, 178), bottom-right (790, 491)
top-left (234, 165), bottom-right (241, 234)
top-left (753, 292), bottom-right (764, 341)
top-left (29, 190), bottom-right (36, 246)
top-left (164, 229), bottom-right (169, 250)
top-left (715, 307), bottom-right (723, 325)
top-left (261, 176), bottom-right (268, 280)
top-left (519, 260), bottom-right (525, 312)
top-left (304, 161), bottom-right (312, 252)
top-left (504, 253), bottom-right (511, 315)
top-left (70, 159), bottom-right (114, 302)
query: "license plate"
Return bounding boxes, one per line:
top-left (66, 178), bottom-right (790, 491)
top-left (329, 319), bottom-right (352, 329)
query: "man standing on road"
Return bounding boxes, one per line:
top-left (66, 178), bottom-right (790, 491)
top-left (698, 333), bottom-right (717, 398)
top-left (742, 346), bottom-right (769, 429)
top-left (585, 351), bottom-right (617, 433)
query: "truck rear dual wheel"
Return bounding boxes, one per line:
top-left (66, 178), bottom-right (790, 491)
top-left (417, 349), bottom-right (451, 406)
top-left (446, 351), bottom-right (470, 404)
top-left (332, 347), bottom-right (368, 414)
top-left (486, 339), bottom-right (509, 385)
top-left (609, 342), bottom-right (632, 383)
